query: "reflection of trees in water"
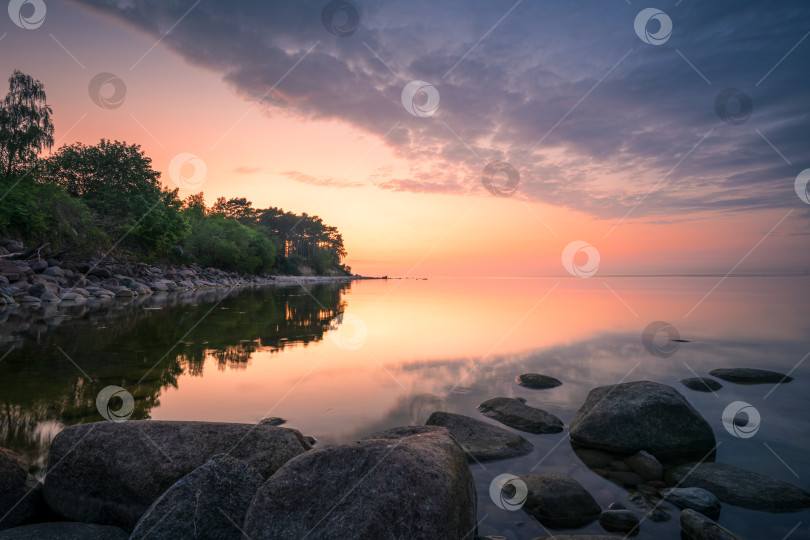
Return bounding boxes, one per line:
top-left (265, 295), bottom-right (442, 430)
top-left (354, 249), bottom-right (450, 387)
top-left (0, 282), bottom-right (349, 475)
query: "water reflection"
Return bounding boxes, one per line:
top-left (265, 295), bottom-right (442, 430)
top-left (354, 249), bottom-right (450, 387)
top-left (0, 283), bottom-right (349, 476)
top-left (1, 277), bottom-right (809, 538)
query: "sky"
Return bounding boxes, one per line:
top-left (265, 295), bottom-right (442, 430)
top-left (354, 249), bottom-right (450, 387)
top-left (1, 0), bottom-right (809, 276)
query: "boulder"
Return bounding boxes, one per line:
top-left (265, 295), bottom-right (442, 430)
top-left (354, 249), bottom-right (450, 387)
top-left (517, 474), bottom-right (601, 528)
top-left (426, 411), bottom-right (533, 461)
top-left (681, 377), bottom-right (723, 392)
top-left (660, 487), bottom-right (721, 517)
top-left (130, 454), bottom-right (262, 540)
top-left (709, 368), bottom-right (792, 384)
top-left (87, 268), bottom-right (111, 279)
top-left (28, 281), bottom-right (59, 298)
top-left (41, 266), bottom-right (65, 278)
top-left (242, 425), bottom-right (476, 539)
top-left (0, 523), bottom-right (129, 539)
top-left (598, 509), bottom-right (639, 534)
top-left (624, 450), bottom-right (663, 480)
top-left (39, 292), bottom-right (60, 303)
top-left (150, 281), bottom-right (169, 292)
top-left (680, 508), bottom-right (739, 540)
top-left (258, 416), bottom-right (287, 426)
top-left (0, 261), bottom-right (20, 282)
top-left (114, 288), bottom-right (135, 297)
top-left (515, 373), bottom-right (562, 389)
top-left (665, 462), bottom-right (810, 512)
top-left (0, 448), bottom-right (41, 530)
top-left (31, 260), bottom-right (48, 273)
top-left (533, 537), bottom-right (623, 540)
top-left (58, 292), bottom-right (84, 303)
top-left (477, 397), bottom-right (564, 434)
top-left (43, 421), bottom-right (311, 531)
top-left (569, 381), bottom-right (716, 461)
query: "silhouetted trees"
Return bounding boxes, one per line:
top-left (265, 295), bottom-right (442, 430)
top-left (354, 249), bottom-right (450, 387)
top-left (0, 69), bottom-right (350, 275)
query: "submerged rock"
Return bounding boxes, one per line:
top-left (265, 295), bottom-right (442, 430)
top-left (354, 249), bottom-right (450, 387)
top-left (0, 523), bottom-right (129, 540)
top-left (628, 491), bottom-right (672, 522)
top-left (0, 448), bottom-right (41, 530)
top-left (666, 462), bottom-right (810, 512)
top-left (477, 397), bottom-right (564, 434)
top-left (680, 508), bottom-right (739, 540)
top-left (709, 368), bottom-right (793, 384)
top-left (681, 377), bottom-right (723, 392)
top-left (624, 450), bottom-right (663, 481)
top-left (660, 487), bottom-right (721, 517)
top-left (426, 411), bottom-right (533, 461)
top-left (242, 425), bottom-right (476, 539)
top-left (598, 509), bottom-right (640, 534)
top-left (517, 474), bottom-right (601, 528)
top-left (569, 381), bottom-right (716, 461)
top-left (43, 421), bottom-right (311, 531)
top-left (130, 454), bottom-right (262, 540)
top-left (515, 373), bottom-right (562, 389)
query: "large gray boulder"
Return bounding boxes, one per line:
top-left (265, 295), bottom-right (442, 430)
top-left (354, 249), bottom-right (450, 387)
top-left (243, 426), bottom-right (476, 539)
top-left (43, 421), bottom-right (311, 531)
top-left (666, 462), bottom-right (810, 512)
top-left (426, 411), bottom-right (532, 461)
top-left (517, 474), bottom-right (601, 528)
top-left (0, 448), bottom-right (41, 530)
top-left (0, 523), bottom-right (129, 539)
top-left (477, 397), bottom-right (564, 434)
top-left (569, 381), bottom-right (716, 461)
top-left (130, 454), bottom-right (262, 539)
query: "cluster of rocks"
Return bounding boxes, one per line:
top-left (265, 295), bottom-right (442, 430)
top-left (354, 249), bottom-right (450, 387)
top-left (680, 367), bottom-right (794, 392)
top-left (0, 239), bottom-right (354, 312)
top-left (1, 370), bottom-right (805, 539)
top-left (436, 374), bottom-right (806, 539)
top-left (0, 421), bottom-right (476, 539)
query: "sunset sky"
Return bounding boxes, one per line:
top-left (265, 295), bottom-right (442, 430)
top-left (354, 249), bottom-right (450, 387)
top-left (2, 0), bottom-right (809, 276)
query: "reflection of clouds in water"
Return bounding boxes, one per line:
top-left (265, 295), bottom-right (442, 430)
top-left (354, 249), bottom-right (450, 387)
top-left (345, 331), bottom-right (810, 538)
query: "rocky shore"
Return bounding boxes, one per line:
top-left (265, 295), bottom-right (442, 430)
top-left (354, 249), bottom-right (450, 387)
top-left (0, 239), bottom-right (358, 314)
top-left (1, 369), bottom-right (805, 539)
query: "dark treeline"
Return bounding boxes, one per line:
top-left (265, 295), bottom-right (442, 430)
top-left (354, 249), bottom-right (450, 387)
top-left (0, 70), bottom-right (350, 276)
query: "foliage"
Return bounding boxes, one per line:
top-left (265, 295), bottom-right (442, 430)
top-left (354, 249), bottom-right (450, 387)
top-left (181, 207), bottom-right (276, 274)
top-left (0, 175), bottom-right (98, 252)
top-left (0, 70), bottom-right (350, 275)
top-left (38, 140), bottom-right (189, 254)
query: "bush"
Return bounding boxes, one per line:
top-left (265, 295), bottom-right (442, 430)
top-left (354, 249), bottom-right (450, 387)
top-left (182, 213), bottom-right (276, 275)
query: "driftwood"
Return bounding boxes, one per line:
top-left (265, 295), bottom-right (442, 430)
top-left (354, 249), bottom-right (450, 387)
top-left (0, 242), bottom-right (50, 260)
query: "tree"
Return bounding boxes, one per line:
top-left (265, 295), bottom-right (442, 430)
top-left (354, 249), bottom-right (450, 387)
top-left (211, 197), bottom-right (256, 223)
top-left (0, 70), bottom-right (54, 177)
top-left (39, 139), bottom-right (188, 253)
top-left (182, 192), bottom-right (207, 221)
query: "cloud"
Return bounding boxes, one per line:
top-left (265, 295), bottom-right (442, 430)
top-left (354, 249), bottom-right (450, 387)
top-left (281, 170), bottom-right (364, 188)
top-left (233, 166), bottom-right (262, 175)
top-left (71, 0), bottom-right (810, 222)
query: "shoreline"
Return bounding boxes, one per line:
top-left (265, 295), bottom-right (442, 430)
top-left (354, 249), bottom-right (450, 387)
top-left (0, 249), bottom-right (369, 314)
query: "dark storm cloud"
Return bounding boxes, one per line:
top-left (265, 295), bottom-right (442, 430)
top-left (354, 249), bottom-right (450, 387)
top-left (71, 0), bottom-right (810, 221)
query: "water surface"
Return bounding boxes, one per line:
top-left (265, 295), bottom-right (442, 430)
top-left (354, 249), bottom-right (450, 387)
top-left (1, 277), bottom-right (809, 539)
